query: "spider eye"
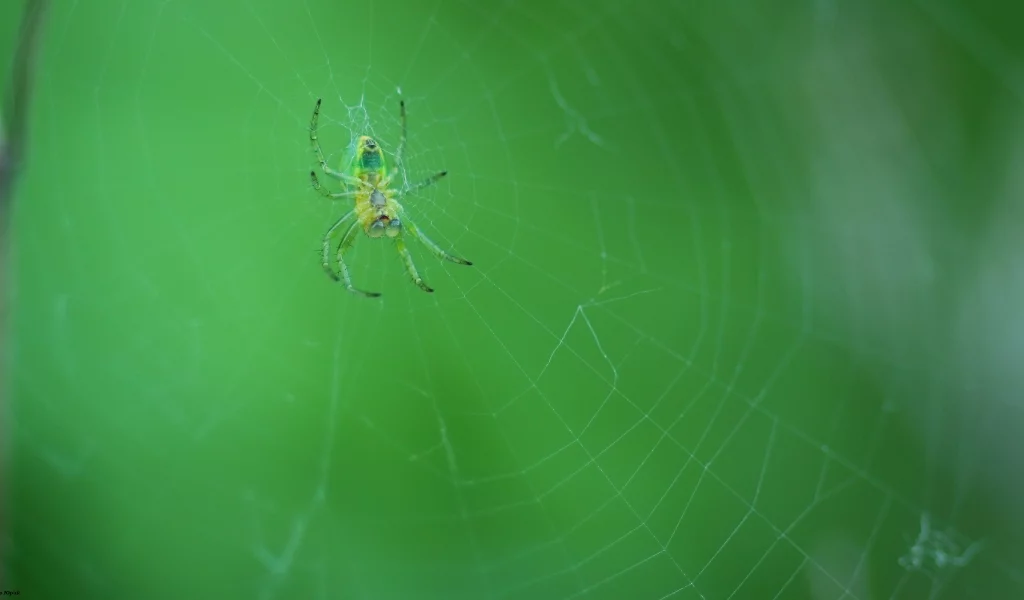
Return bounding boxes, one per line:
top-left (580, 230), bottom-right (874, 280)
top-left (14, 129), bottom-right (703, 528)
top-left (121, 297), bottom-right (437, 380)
top-left (368, 220), bottom-right (386, 238)
top-left (386, 218), bottom-right (402, 238)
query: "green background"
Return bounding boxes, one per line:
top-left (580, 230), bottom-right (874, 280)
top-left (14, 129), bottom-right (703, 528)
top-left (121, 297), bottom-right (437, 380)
top-left (2, 0), bottom-right (1022, 598)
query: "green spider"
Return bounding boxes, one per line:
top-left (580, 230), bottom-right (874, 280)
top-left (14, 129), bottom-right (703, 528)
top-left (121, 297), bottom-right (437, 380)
top-left (310, 97), bottom-right (472, 298)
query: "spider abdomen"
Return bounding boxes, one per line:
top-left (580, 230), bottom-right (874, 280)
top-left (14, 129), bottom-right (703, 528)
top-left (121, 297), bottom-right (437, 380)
top-left (355, 188), bottom-right (399, 236)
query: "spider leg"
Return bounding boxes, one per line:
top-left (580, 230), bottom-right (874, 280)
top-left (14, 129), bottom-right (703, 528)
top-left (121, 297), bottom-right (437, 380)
top-left (394, 236), bottom-right (434, 293)
top-left (393, 99), bottom-right (408, 183)
top-left (397, 100), bottom-right (408, 169)
top-left (310, 98), bottom-right (348, 181)
top-left (403, 219), bottom-right (472, 266)
top-left (310, 171), bottom-right (356, 199)
top-left (401, 170), bottom-right (448, 196)
top-left (322, 210), bottom-right (381, 298)
top-left (321, 209), bottom-right (355, 281)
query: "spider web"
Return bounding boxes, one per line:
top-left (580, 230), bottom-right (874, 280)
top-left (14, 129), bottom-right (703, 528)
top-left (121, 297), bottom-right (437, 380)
top-left (5, 0), bottom-right (1023, 598)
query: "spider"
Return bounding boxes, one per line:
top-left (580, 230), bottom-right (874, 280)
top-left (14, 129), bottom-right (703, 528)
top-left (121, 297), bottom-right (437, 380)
top-left (309, 97), bottom-right (472, 298)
